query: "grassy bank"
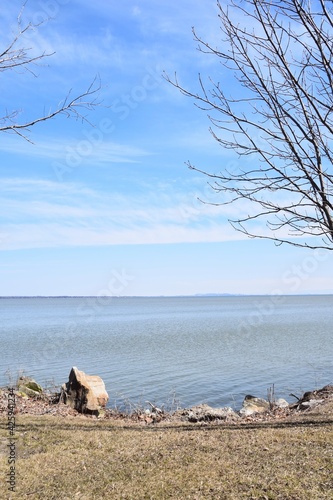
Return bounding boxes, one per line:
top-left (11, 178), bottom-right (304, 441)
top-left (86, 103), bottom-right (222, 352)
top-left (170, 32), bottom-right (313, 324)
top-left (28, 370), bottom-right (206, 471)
top-left (1, 406), bottom-right (333, 499)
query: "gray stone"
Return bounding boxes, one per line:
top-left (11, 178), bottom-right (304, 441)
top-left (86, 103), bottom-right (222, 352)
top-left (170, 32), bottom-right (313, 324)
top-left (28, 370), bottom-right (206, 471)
top-left (185, 404), bottom-right (239, 422)
top-left (299, 399), bottom-right (324, 410)
top-left (274, 398), bottom-right (289, 408)
top-left (302, 385), bottom-right (333, 401)
top-left (240, 395), bottom-right (270, 416)
top-left (17, 376), bottom-right (43, 398)
top-left (292, 384), bottom-right (333, 411)
top-left (60, 367), bottom-right (109, 415)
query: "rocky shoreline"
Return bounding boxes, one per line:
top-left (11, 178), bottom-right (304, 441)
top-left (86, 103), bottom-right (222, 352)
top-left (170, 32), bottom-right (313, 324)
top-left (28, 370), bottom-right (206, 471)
top-left (1, 369), bottom-right (333, 426)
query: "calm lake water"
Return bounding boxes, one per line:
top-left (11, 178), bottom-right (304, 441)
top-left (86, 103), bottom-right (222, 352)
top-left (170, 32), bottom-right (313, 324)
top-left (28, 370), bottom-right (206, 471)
top-left (0, 295), bottom-right (332, 410)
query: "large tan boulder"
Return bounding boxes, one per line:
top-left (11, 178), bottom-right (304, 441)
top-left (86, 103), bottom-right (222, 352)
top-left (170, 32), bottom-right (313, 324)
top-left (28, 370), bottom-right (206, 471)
top-left (60, 367), bottom-right (108, 415)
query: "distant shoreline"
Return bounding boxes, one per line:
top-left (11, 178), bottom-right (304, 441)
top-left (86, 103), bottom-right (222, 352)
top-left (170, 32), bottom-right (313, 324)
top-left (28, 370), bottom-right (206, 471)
top-left (1, 293), bottom-right (333, 299)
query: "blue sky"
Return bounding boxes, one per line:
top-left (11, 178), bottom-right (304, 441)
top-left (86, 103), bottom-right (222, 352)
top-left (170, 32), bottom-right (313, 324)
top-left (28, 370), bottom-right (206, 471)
top-left (1, 0), bottom-right (332, 296)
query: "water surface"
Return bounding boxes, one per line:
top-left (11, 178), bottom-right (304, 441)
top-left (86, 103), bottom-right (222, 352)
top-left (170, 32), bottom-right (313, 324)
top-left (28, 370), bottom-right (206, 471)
top-left (1, 295), bottom-right (332, 409)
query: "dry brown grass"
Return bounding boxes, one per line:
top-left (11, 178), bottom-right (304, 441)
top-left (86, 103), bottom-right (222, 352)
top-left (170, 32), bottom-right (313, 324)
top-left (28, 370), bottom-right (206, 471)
top-left (1, 408), bottom-right (333, 500)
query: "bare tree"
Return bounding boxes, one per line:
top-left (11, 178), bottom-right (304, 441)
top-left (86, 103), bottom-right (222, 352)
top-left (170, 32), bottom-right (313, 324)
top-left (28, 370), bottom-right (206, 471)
top-left (165, 0), bottom-right (333, 250)
top-left (0, 4), bottom-right (100, 143)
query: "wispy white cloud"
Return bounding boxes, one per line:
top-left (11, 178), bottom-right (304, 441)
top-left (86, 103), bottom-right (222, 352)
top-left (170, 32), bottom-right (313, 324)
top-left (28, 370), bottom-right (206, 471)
top-left (0, 221), bottom-right (245, 251)
top-left (1, 176), bottom-right (229, 220)
top-left (29, 0), bottom-right (219, 77)
top-left (0, 136), bottom-right (151, 164)
top-left (1, 178), bottom-right (97, 198)
top-left (0, 176), bottom-right (247, 250)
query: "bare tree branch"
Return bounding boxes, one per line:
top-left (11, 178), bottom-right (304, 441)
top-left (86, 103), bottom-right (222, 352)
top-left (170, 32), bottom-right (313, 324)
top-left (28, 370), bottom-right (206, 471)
top-left (0, 3), bottom-right (101, 143)
top-left (164, 0), bottom-right (333, 250)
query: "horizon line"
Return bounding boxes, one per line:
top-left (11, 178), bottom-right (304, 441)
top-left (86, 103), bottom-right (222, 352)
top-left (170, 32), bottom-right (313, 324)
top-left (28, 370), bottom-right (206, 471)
top-left (0, 292), bottom-right (332, 299)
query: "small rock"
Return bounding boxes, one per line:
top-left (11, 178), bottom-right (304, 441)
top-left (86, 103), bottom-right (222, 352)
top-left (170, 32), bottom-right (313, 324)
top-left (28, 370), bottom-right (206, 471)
top-left (184, 404), bottom-right (239, 422)
top-left (299, 399), bottom-right (324, 410)
top-left (17, 376), bottom-right (43, 398)
top-left (16, 390), bottom-right (32, 399)
top-left (292, 384), bottom-right (333, 411)
top-left (240, 395), bottom-right (269, 416)
top-left (275, 398), bottom-right (289, 408)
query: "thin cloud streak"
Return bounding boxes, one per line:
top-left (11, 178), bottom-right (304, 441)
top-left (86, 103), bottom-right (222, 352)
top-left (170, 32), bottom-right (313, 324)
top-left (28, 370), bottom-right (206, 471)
top-left (0, 222), bottom-right (246, 251)
top-left (0, 176), bottom-right (240, 222)
top-left (0, 137), bottom-right (151, 163)
top-left (0, 176), bottom-right (250, 250)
